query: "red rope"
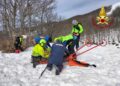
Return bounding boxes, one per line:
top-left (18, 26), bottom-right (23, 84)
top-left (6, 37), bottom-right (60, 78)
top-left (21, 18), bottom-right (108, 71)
top-left (77, 45), bottom-right (99, 56)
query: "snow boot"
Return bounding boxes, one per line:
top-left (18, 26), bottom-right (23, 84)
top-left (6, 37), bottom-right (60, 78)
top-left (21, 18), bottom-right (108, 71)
top-left (33, 62), bottom-right (37, 68)
top-left (15, 49), bottom-right (21, 53)
top-left (56, 69), bottom-right (60, 75)
top-left (55, 65), bottom-right (63, 75)
top-left (47, 64), bottom-right (53, 71)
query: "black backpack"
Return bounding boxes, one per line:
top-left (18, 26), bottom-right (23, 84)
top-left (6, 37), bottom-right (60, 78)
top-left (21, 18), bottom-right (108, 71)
top-left (73, 23), bottom-right (82, 31)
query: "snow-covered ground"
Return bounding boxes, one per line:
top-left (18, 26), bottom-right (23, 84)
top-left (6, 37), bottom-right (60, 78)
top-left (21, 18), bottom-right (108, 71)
top-left (0, 44), bottom-right (120, 86)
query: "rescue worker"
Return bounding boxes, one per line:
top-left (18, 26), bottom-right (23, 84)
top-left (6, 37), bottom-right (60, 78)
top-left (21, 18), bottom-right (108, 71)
top-left (54, 34), bottom-right (77, 54)
top-left (47, 40), bottom-right (70, 75)
top-left (14, 35), bottom-right (24, 53)
top-left (67, 54), bottom-right (96, 67)
top-left (71, 20), bottom-right (84, 49)
top-left (31, 38), bottom-right (50, 68)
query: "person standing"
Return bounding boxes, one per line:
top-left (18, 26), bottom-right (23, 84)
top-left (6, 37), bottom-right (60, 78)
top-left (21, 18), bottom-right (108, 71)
top-left (71, 20), bottom-right (84, 49)
top-left (14, 35), bottom-right (24, 53)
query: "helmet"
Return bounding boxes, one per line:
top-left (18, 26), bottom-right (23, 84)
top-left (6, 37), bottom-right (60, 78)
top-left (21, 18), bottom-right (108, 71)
top-left (45, 35), bottom-right (52, 42)
top-left (72, 20), bottom-right (78, 25)
top-left (34, 36), bottom-right (41, 43)
top-left (39, 39), bottom-right (46, 47)
top-left (22, 35), bottom-right (27, 39)
top-left (45, 35), bottom-right (50, 42)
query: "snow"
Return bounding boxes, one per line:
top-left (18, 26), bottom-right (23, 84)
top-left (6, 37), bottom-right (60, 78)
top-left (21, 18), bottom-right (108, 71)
top-left (0, 45), bottom-right (120, 86)
top-left (107, 2), bottom-right (120, 15)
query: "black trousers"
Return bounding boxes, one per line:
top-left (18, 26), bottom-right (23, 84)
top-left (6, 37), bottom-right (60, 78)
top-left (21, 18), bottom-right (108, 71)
top-left (68, 42), bottom-right (75, 54)
top-left (31, 56), bottom-right (42, 68)
top-left (14, 43), bottom-right (23, 51)
top-left (75, 35), bottom-right (80, 49)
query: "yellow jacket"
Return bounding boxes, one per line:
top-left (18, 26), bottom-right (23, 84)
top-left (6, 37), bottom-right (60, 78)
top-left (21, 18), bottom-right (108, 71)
top-left (32, 44), bottom-right (50, 58)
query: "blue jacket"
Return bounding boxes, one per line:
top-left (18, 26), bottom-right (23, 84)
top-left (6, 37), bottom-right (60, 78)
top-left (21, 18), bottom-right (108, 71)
top-left (48, 42), bottom-right (69, 65)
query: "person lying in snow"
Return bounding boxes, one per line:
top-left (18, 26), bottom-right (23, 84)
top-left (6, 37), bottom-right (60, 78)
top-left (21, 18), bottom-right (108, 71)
top-left (54, 34), bottom-right (77, 54)
top-left (66, 54), bottom-right (96, 67)
top-left (31, 37), bottom-right (51, 68)
top-left (47, 40), bottom-right (70, 75)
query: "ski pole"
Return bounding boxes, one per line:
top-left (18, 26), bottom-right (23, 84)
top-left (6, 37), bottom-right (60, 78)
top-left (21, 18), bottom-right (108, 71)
top-left (39, 65), bottom-right (48, 79)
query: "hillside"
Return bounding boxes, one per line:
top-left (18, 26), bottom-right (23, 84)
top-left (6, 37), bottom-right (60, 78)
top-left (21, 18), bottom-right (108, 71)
top-left (40, 6), bottom-right (112, 37)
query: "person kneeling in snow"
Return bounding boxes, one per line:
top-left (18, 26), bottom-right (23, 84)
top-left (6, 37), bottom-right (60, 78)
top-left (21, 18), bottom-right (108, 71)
top-left (47, 40), bottom-right (69, 75)
top-left (31, 37), bottom-right (51, 68)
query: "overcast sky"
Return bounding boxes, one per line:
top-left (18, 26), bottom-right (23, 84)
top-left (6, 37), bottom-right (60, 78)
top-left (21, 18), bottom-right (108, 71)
top-left (56, 0), bottom-right (120, 19)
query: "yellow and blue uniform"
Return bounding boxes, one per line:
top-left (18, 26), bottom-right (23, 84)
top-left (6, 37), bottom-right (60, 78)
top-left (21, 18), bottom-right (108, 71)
top-left (71, 23), bottom-right (84, 35)
top-left (54, 34), bottom-right (74, 46)
top-left (71, 23), bottom-right (84, 49)
top-left (32, 39), bottom-right (51, 58)
top-left (54, 34), bottom-right (76, 54)
top-left (32, 39), bottom-right (51, 68)
top-left (14, 36), bottom-right (24, 51)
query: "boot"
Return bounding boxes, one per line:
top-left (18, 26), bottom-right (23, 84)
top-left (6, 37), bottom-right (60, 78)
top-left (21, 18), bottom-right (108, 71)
top-left (55, 65), bottom-right (63, 75)
top-left (47, 64), bottom-right (53, 71)
top-left (33, 63), bottom-right (36, 68)
top-left (55, 68), bottom-right (60, 75)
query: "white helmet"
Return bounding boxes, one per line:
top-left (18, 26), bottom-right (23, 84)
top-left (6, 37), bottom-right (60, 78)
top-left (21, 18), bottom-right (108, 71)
top-left (22, 35), bottom-right (27, 39)
top-left (72, 20), bottom-right (78, 25)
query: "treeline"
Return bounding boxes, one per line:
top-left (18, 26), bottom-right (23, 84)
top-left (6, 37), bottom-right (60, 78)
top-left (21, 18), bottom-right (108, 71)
top-left (0, 0), bottom-right (60, 37)
top-left (0, 0), bottom-right (62, 52)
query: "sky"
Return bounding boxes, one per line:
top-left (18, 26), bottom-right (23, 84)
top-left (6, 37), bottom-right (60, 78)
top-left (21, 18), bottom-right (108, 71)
top-left (56, 0), bottom-right (120, 19)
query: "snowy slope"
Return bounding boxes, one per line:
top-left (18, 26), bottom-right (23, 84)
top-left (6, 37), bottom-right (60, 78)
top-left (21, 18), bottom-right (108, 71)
top-left (107, 2), bottom-right (120, 15)
top-left (0, 45), bottom-right (120, 86)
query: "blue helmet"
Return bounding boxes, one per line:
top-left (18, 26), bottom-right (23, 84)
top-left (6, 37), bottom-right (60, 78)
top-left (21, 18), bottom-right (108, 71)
top-left (45, 35), bottom-right (50, 42)
top-left (34, 36), bottom-right (41, 43)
